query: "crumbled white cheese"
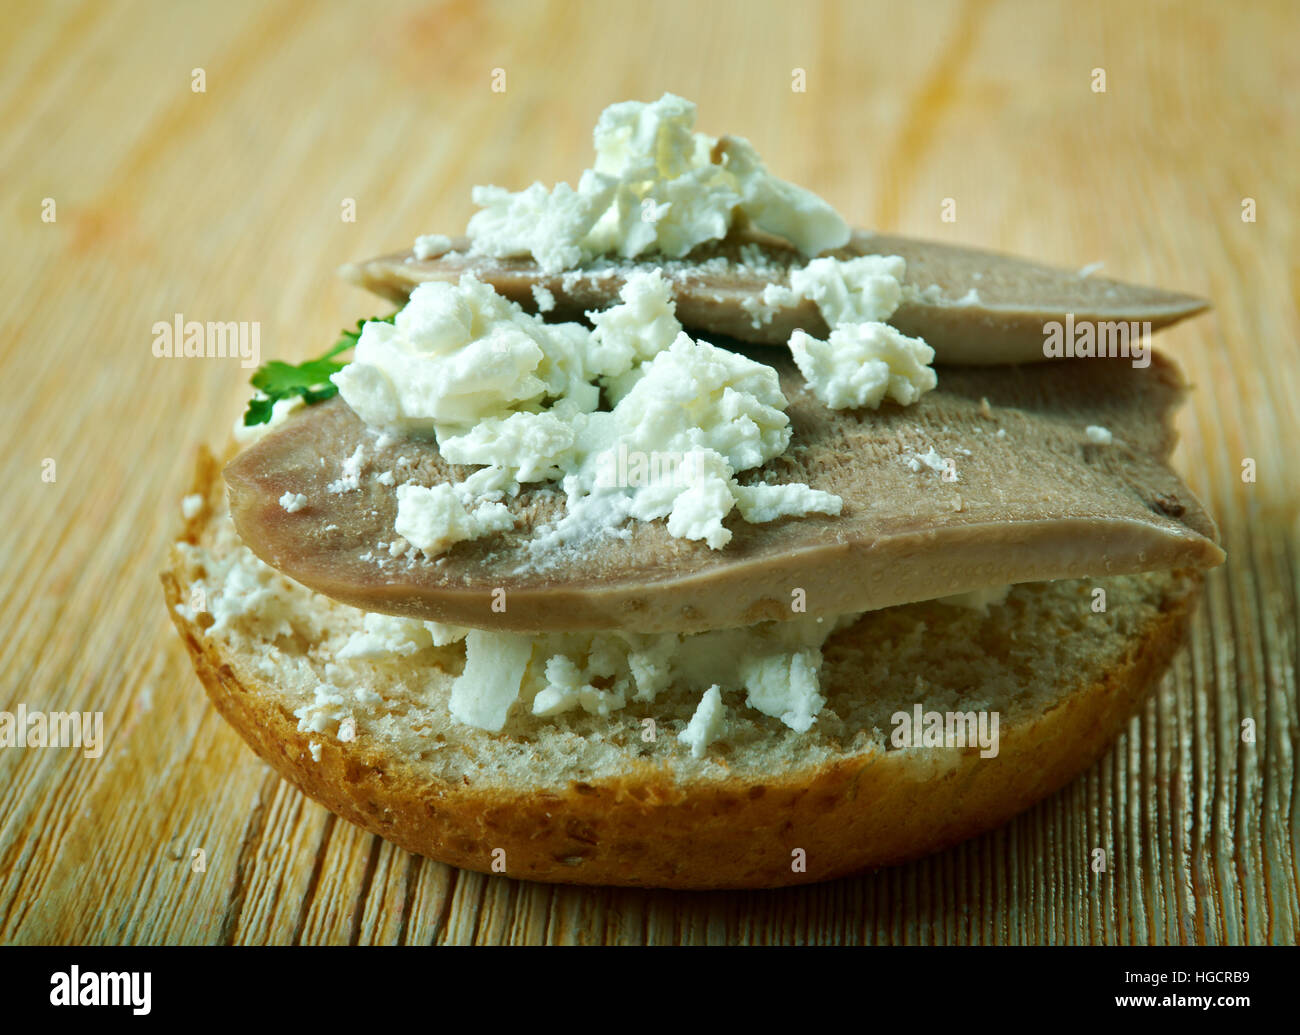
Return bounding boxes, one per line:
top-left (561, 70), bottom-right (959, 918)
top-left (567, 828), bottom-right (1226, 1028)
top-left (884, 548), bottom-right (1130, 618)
top-left (326, 445), bottom-right (366, 494)
top-left (337, 271), bottom-right (841, 554)
top-left (181, 494), bottom-right (204, 520)
top-left (900, 282), bottom-right (945, 306)
top-left (448, 630), bottom-right (534, 730)
top-left (790, 323), bottom-right (936, 410)
top-left (338, 612), bottom-right (436, 660)
top-left (740, 650), bottom-right (824, 733)
top-left (308, 742), bottom-right (322, 762)
top-left (786, 254), bottom-right (906, 325)
top-left (413, 233), bottom-right (454, 260)
top-left (332, 275), bottom-right (597, 433)
top-left (532, 653), bottom-right (627, 718)
top-left (440, 607), bottom-right (859, 733)
top-left (394, 482), bottom-right (514, 557)
top-left (279, 491), bottom-right (307, 513)
top-left (531, 333), bottom-right (841, 550)
top-left (531, 284), bottom-right (557, 312)
top-left (678, 685), bottom-right (726, 758)
top-left (1086, 424), bottom-right (1113, 445)
top-left (200, 544), bottom-right (301, 640)
top-left (905, 447), bottom-right (954, 478)
top-left (754, 254), bottom-right (937, 410)
top-left (465, 93), bottom-right (849, 272)
top-left (733, 482), bottom-right (842, 523)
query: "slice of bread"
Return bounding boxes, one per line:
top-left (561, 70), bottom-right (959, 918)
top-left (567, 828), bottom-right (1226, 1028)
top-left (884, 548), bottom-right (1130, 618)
top-left (164, 449), bottom-right (1203, 889)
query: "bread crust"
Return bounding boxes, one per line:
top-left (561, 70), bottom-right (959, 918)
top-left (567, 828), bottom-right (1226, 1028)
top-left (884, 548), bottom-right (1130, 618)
top-left (164, 449), bottom-right (1203, 889)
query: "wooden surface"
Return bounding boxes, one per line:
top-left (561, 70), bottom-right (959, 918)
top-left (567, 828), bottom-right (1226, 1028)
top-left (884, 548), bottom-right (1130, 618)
top-left (1, 0), bottom-right (1296, 945)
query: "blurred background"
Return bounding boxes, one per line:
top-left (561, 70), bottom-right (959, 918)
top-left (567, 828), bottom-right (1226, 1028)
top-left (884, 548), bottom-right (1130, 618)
top-left (1, 0), bottom-right (1296, 944)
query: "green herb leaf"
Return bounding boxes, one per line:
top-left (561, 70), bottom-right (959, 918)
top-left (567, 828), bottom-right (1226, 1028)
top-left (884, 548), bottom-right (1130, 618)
top-left (241, 314), bottom-right (396, 426)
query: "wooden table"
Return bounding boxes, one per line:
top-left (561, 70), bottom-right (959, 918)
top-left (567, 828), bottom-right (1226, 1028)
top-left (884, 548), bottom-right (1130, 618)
top-left (2, 0), bottom-right (1295, 945)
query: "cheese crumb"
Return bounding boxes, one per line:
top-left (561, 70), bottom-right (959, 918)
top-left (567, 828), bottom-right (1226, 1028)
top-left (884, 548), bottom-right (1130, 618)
top-left (531, 283), bottom-right (557, 312)
top-left (279, 491), bottom-right (308, 513)
top-left (790, 323), bottom-right (936, 410)
top-left (1086, 424), bottom-right (1113, 445)
top-left (394, 482), bottom-right (514, 558)
top-left (679, 685), bottom-right (726, 758)
top-left (905, 448), bottom-right (955, 479)
top-left (327, 445), bottom-right (365, 494)
top-left (787, 255), bottom-right (906, 325)
top-left (181, 494), bottom-right (204, 520)
top-left (413, 233), bottom-right (454, 260)
top-left (337, 271), bottom-right (841, 554)
top-left (466, 94), bottom-right (849, 272)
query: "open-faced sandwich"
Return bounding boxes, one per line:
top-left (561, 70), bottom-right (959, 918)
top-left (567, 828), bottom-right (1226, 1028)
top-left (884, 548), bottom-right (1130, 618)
top-left (165, 94), bottom-right (1222, 888)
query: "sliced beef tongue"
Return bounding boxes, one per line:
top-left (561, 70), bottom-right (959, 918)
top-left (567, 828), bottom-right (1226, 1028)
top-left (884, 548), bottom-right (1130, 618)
top-left (341, 229), bottom-right (1207, 365)
top-left (224, 350), bottom-right (1223, 635)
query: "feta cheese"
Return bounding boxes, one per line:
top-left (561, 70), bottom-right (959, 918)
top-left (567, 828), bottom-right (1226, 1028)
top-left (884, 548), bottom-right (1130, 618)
top-left (789, 323), bottom-right (936, 410)
top-left (326, 445), bottom-right (366, 494)
top-left (413, 233), bottom-right (454, 260)
top-left (756, 254), bottom-right (938, 410)
top-left (468, 170), bottom-right (618, 273)
top-left (394, 482), bottom-right (514, 558)
top-left (532, 654), bottom-right (627, 718)
top-left (739, 649), bottom-right (824, 733)
top-left (279, 491), bottom-right (307, 513)
top-left (733, 482), bottom-right (842, 522)
top-left (332, 277), bottom-right (567, 433)
top-left (540, 333), bottom-right (837, 550)
top-left (1086, 424), bottom-right (1113, 445)
top-left (449, 630), bottom-right (534, 731)
top-left (531, 284), bottom-right (557, 313)
top-left (787, 254), bottom-right (906, 325)
top-left (905, 448), bottom-right (954, 478)
top-left (336, 271), bottom-right (841, 554)
top-left (180, 494), bottom-right (204, 520)
top-left (678, 685), bottom-right (726, 758)
top-left (338, 613), bottom-right (435, 660)
top-left (466, 94), bottom-right (849, 272)
top-left (451, 610), bottom-right (853, 734)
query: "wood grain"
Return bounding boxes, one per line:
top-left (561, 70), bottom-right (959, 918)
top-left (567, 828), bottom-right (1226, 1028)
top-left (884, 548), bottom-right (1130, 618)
top-left (0, 0), bottom-right (1295, 944)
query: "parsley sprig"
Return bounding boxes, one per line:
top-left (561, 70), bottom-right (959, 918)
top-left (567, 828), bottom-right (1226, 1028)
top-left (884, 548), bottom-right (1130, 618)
top-left (242, 314), bottom-right (396, 426)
